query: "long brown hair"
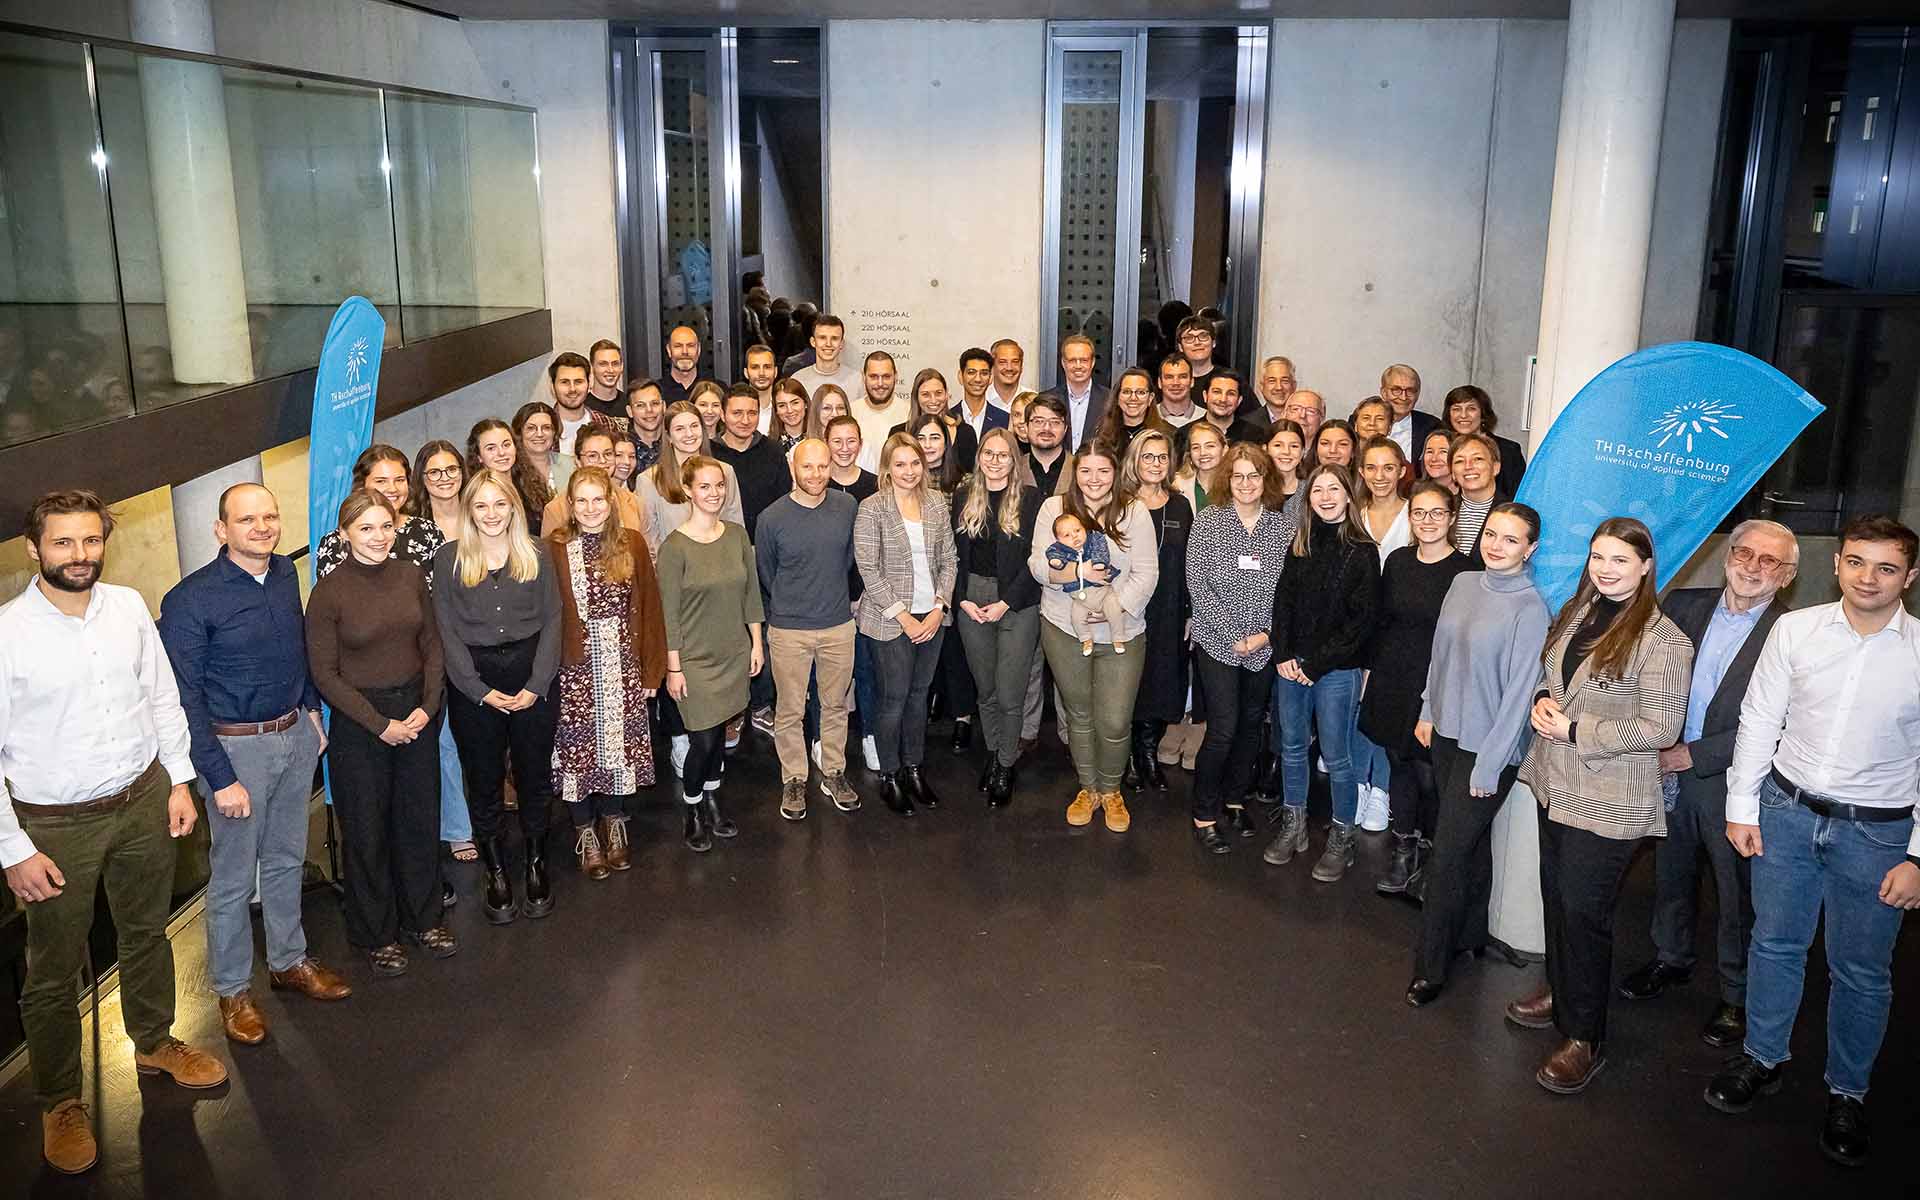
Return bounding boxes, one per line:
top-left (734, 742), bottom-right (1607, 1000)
top-left (1092, 367), bottom-right (1171, 448)
top-left (409, 439), bottom-right (464, 518)
top-left (1292, 462), bottom-right (1370, 556)
top-left (554, 466), bottom-right (635, 584)
top-left (1543, 516), bottom-right (1659, 681)
top-left (650, 400), bottom-right (710, 504)
top-left (509, 402), bottom-right (557, 511)
top-left (1061, 443), bottom-right (1135, 548)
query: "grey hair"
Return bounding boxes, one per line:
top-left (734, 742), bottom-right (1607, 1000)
top-left (1728, 518), bottom-right (1800, 566)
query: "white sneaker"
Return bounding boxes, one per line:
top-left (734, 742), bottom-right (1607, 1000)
top-left (861, 735), bottom-right (881, 772)
top-left (811, 741), bottom-right (823, 770)
top-left (1360, 784), bottom-right (1391, 832)
top-left (671, 734), bottom-right (689, 777)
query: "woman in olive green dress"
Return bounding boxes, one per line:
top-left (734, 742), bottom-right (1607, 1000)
top-left (656, 453), bottom-right (766, 852)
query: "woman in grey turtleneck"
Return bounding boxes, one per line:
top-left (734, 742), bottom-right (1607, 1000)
top-left (1406, 502), bottom-right (1551, 1008)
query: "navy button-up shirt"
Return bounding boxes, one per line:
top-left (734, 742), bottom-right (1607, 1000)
top-left (158, 549), bottom-right (321, 791)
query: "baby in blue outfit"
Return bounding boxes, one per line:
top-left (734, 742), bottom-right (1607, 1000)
top-left (1045, 512), bottom-right (1127, 656)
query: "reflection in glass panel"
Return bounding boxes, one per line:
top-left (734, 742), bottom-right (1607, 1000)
top-left (1140, 29), bottom-right (1238, 370)
top-left (0, 34), bottom-right (134, 448)
top-left (657, 50), bottom-right (716, 377)
top-left (386, 93), bottom-right (544, 341)
top-left (735, 30), bottom-right (824, 363)
top-left (93, 46), bottom-right (401, 405)
top-left (1057, 50), bottom-right (1122, 389)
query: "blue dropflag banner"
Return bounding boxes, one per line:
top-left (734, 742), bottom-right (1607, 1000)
top-left (307, 297), bottom-right (385, 565)
top-left (1515, 342), bottom-right (1824, 612)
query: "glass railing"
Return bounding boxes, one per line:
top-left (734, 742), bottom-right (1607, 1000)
top-left (0, 25), bottom-right (544, 450)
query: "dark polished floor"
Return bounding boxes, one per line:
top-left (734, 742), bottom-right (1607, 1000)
top-left (3, 725), bottom-right (1914, 1198)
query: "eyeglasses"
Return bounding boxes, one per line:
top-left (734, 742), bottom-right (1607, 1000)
top-left (1139, 452), bottom-right (1170, 465)
top-left (1118, 387), bottom-right (1153, 399)
top-left (979, 449), bottom-right (1012, 463)
top-left (1228, 472), bottom-right (1263, 485)
top-left (424, 467), bottom-right (461, 481)
top-left (1729, 545), bottom-right (1788, 572)
top-left (1410, 507), bottom-right (1451, 521)
top-left (1179, 331), bottom-right (1212, 344)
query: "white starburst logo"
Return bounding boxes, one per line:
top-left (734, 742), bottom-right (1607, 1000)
top-left (1649, 398), bottom-right (1740, 453)
top-left (344, 337), bottom-right (370, 385)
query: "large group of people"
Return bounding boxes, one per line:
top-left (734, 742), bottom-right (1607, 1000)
top-left (1, 314), bottom-right (1916, 1179)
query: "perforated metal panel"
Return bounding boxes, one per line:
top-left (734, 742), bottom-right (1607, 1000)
top-left (1056, 50), bottom-right (1121, 370)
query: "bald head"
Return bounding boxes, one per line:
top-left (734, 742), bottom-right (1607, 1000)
top-left (217, 481), bottom-right (274, 524)
top-left (214, 483), bottom-right (282, 566)
top-left (790, 437), bottom-right (832, 500)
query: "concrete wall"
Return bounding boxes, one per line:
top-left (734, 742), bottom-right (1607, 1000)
top-left (826, 20), bottom-right (1045, 395)
top-left (1257, 17), bottom-right (1730, 424)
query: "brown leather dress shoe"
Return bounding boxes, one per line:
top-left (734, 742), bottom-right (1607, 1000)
top-left (1536, 1037), bottom-right (1606, 1094)
top-left (133, 1038), bottom-right (228, 1088)
top-left (1505, 988), bottom-right (1556, 1030)
top-left (602, 815), bottom-right (632, 871)
top-left (269, 957), bottom-right (353, 1001)
top-left (42, 1099), bottom-right (96, 1174)
top-left (218, 992), bottom-right (268, 1045)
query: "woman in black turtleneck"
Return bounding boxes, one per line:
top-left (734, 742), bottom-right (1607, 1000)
top-left (1264, 462), bottom-right (1381, 885)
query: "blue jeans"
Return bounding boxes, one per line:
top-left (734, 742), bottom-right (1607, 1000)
top-left (1274, 667), bottom-right (1361, 825)
top-left (1744, 777), bottom-right (1912, 1100)
top-left (1353, 724), bottom-right (1391, 793)
top-left (438, 716), bottom-right (472, 844)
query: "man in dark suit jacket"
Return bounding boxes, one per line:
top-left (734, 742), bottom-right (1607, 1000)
top-left (951, 346), bottom-right (1010, 441)
top-left (1617, 521), bottom-right (1800, 1050)
top-left (1381, 363), bottom-right (1441, 459)
top-left (1042, 334), bottom-right (1105, 450)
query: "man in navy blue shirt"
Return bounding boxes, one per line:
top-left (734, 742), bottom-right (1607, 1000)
top-left (158, 484), bottom-right (350, 1046)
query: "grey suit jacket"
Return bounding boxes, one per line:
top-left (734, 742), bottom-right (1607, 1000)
top-left (853, 489), bottom-right (957, 640)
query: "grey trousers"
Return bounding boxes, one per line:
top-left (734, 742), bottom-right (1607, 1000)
top-left (1649, 770), bottom-right (1754, 1004)
top-left (1020, 646), bottom-right (1045, 741)
top-left (203, 717), bottom-right (321, 997)
top-left (955, 574), bottom-right (1042, 768)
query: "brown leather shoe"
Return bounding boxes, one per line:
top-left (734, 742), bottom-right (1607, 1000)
top-left (133, 1037), bottom-right (228, 1088)
top-left (269, 957), bottom-right (353, 1001)
top-left (1505, 988), bottom-right (1555, 1030)
top-left (42, 1099), bottom-right (96, 1174)
top-left (602, 815), bottom-right (632, 871)
top-left (1535, 1037), bottom-right (1606, 1094)
top-left (576, 824), bottom-right (609, 880)
top-left (218, 992), bottom-right (267, 1045)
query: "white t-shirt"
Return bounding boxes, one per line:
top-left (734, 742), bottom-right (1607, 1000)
top-left (854, 395), bottom-right (913, 473)
top-left (558, 414), bottom-right (589, 457)
top-left (902, 519), bottom-right (936, 613)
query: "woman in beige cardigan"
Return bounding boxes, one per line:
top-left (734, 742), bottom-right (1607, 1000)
top-left (1512, 516), bottom-right (1693, 1096)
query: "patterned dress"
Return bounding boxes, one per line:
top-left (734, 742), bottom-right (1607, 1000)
top-left (551, 531), bottom-right (655, 803)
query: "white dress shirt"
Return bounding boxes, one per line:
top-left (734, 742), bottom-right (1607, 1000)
top-left (956, 395), bottom-right (1005, 440)
top-left (1727, 601), bottom-right (1920, 855)
top-left (0, 580), bottom-right (194, 867)
top-left (1065, 385), bottom-right (1093, 446)
top-left (1389, 414), bottom-right (1415, 459)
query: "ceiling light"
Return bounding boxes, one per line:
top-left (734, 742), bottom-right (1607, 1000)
top-left (771, 58), bottom-right (799, 65)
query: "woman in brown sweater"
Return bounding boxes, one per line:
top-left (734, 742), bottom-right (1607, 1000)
top-left (306, 489), bottom-right (451, 978)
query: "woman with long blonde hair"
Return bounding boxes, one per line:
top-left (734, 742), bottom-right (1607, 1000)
top-left (1120, 429), bottom-right (1192, 795)
top-left (1173, 421), bottom-right (1227, 514)
top-left (547, 467), bottom-right (668, 880)
top-left (431, 470), bottom-right (562, 923)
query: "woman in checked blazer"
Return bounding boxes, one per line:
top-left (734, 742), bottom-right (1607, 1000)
top-left (1511, 517), bottom-right (1694, 1096)
top-left (854, 432), bottom-right (958, 817)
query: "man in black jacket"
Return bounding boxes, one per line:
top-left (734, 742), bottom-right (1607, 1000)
top-left (1618, 520), bottom-right (1798, 1050)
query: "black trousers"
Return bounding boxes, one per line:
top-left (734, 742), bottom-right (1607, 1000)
top-left (327, 680), bottom-right (442, 948)
top-left (934, 615), bottom-right (977, 721)
top-left (447, 636), bottom-right (557, 848)
top-left (1385, 745), bottom-right (1439, 839)
top-left (1539, 807), bottom-right (1641, 1043)
top-left (871, 623), bottom-right (944, 773)
top-left (683, 724), bottom-right (726, 800)
top-left (1192, 652), bottom-right (1268, 822)
top-left (1413, 736), bottom-right (1519, 982)
top-left (1648, 771), bottom-right (1753, 1005)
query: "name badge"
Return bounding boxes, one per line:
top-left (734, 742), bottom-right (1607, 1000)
top-left (1238, 555), bottom-right (1261, 571)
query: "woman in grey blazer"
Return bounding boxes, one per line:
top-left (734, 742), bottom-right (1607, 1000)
top-left (854, 432), bottom-right (958, 817)
top-left (1513, 517), bottom-right (1694, 1096)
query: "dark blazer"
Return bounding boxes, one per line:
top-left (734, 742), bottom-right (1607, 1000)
top-left (1493, 433), bottom-right (1528, 499)
top-left (1408, 409), bottom-right (1442, 449)
top-left (1043, 386), bottom-right (1107, 451)
top-left (1662, 586), bottom-right (1790, 782)
top-left (950, 400), bottom-right (1011, 435)
top-left (950, 483), bottom-right (1044, 611)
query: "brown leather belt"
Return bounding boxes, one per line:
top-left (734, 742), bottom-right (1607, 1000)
top-left (212, 710), bottom-right (299, 737)
top-left (11, 763), bottom-right (158, 816)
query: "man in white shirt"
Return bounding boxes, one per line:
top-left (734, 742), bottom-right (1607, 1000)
top-left (1706, 515), bottom-right (1920, 1168)
top-left (1285, 388), bottom-right (1325, 445)
top-left (951, 346), bottom-right (1008, 439)
top-left (989, 339), bottom-right (1026, 410)
top-left (1381, 363), bottom-right (1439, 460)
top-left (1047, 334), bottom-right (1103, 450)
top-left (742, 342), bottom-right (780, 434)
top-left (853, 350), bottom-right (909, 473)
top-left (1, 491), bottom-right (228, 1175)
top-left (1155, 355), bottom-right (1200, 429)
top-left (548, 352), bottom-right (616, 457)
top-left (791, 314), bottom-right (853, 400)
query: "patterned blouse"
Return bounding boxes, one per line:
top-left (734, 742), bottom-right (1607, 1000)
top-left (314, 516), bottom-right (447, 590)
top-left (1185, 502), bottom-right (1299, 671)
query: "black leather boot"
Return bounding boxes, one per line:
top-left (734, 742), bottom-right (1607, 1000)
top-left (703, 793), bottom-right (738, 840)
top-left (902, 764), bottom-right (941, 809)
top-left (477, 838), bottom-right (516, 925)
top-left (951, 717), bottom-right (973, 752)
top-left (1376, 833), bottom-right (1420, 896)
top-left (521, 835), bottom-right (554, 918)
top-left (879, 771), bottom-right (915, 816)
top-left (684, 798), bottom-right (713, 853)
top-left (1122, 750), bottom-right (1140, 788)
top-left (1253, 750), bottom-right (1281, 804)
top-left (1136, 721), bottom-right (1168, 790)
top-left (978, 759), bottom-right (994, 794)
top-left (1222, 804), bottom-right (1257, 839)
top-left (987, 762), bottom-right (1014, 808)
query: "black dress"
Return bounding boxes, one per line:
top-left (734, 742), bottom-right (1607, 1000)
top-left (1133, 494), bottom-right (1193, 723)
top-left (1357, 545), bottom-right (1473, 754)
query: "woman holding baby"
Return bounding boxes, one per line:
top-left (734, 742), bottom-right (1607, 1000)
top-left (1027, 443), bottom-right (1160, 835)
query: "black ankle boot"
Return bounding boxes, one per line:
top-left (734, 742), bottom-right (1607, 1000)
top-left (1136, 722), bottom-right (1168, 790)
top-left (902, 764), bottom-right (941, 809)
top-left (521, 836), bottom-right (553, 918)
top-left (987, 761), bottom-right (1014, 808)
top-left (1122, 751), bottom-right (1140, 788)
top-left (684, 799), bottom-right (713, 852)
top-left (1376, 833), bottom-right (1420, 896)
top-left (1222, 805), bottom-right (1257, 839)
top-left (703, 793), bottom-right (738, 839)
top-left (951, 717), bottom-right (973, 752)
top-left (880, 772), bottom-right (915, 816)
top-left (1253, 751), bottom-right (1281, 803)
top-left (477, 838), bottom-right (516, 925)
top-left (978, 759), bottom-right (995, 794)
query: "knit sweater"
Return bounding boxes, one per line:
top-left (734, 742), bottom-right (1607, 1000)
top-left (1420, 569), bottom-right (1552, 793)
top-left (1269, 516), bottom-right (1379, 680)
top-left (305, 555), bottom-right (443, 735)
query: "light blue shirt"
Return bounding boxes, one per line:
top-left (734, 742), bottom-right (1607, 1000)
top-left (1682, 594), bottom-right (1768, 744)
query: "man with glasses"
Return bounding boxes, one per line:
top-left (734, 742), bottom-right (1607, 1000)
top-left (1022, 395), bottom-right (1071, 499)
top-left (1285, 388), bottom-right (1326, 445)
top-left (1045, 335), bottom-right (1105, 450)
top-left (1381, 363), bottom-right (1439, 459)
top-left (953, 347), bottom-right (1009, 440)
top-left (540, 429), bottom-right (641, 532)
top-left (1176, 316), bottom-right (1221, 401)
top-left (1617, 523), bottom-right (1796, 1044)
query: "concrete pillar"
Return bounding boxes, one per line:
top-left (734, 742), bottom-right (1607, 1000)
top-left (130, 0), bottom-right (254, 385)
top-left (1528, 0), bottom-right (1676, 448)
top-left (1494, 0), bottom-right (1676, 958)
top-left (171, 455), bottom-right (263, 576)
